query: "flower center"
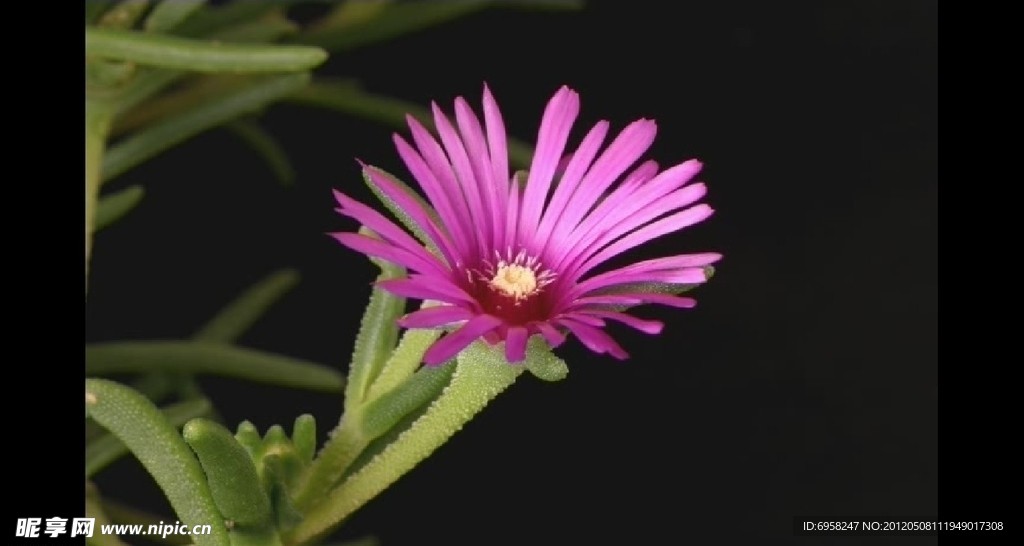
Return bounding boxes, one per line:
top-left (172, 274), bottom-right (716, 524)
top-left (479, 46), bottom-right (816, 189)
top-left (467, 250), bottom-right (557, 325)
top-left (489, 263), bottom-right (538, 300)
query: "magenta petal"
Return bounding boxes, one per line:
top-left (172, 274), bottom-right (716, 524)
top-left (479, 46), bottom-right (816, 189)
top-left (330, 232), bottom-right (445, 276)
top-left (332, 190), bottom-right (427, 256)
top-left (432, 102), bottom-right (489, 256)
top-left (572, 293), bottom-right (698, 309)
top-left (482, 84), bottom-right (510, 238)
top-left (376, 276), bottom-right (476, 306)
top-left (520, 86), bottom-right (580, 242)
top-left (573, 204), bottom-right (715, 279)
top-left (535, 321), bottom-right (567, 347)
top-left (558, 318), bottom-right (629, 360)
top-left (584, 310), bottom-right (664, 334)
top-left (398, 305), bottom-right (474, 328)
top-left (423, 314), bottom-right (503, 365)
top-left (505, 326), bottom-right (528, 362)
top-left (362, 164), bottom-right (459, 265)
top-left (534, 120), bottom-right (611, 253)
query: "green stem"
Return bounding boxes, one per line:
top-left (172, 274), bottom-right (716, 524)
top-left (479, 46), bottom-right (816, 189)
top-left (285, 342), bottom-right (523, 545)
top-left (85, 100), bottom-right (114, 288)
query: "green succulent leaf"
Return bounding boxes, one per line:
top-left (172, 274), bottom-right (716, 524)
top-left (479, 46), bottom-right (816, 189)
top-left (183, 418), bottom-right (273, 528)
top-left (360, 362), bottom-right (456, 440)
top-left (95, 185), bottom-right (145, 231)
top-left (224, 119), bottom-right (296, 186)
top-left (235, 421), bottom-right (262, 457)
top-left (85, 27), bottom-right (327, 73)
top-left (292, 415), bottom-right (317, 464)
top-left (102, 72), bottom-right (311, 182)
top-left (85, 379), bottom-right (229, 546)
top-left (86, 341), bottom-right (345, 392)
top-left (194, 269), bottom-right (301, 343)
top-left (143, 0), bottom-right (206, 32)
top-left (87, 398), bottom-right (212, 477)
top-left (344, 252), bottom-right (406, 409)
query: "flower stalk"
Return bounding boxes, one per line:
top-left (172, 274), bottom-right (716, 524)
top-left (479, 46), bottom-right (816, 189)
top-left (286, 341), bottom-right (524, 545)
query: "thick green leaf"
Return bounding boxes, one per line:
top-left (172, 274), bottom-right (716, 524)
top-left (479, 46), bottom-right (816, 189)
top-left (86, 341), bottom-right (345, 392)
top-left (175, 2), bottom-right (281, 37)
top-left (360, 363), bottom-right (456, 440)
top-left (224, 119), bottom-right (296, 186)
top-left (194, 269), bottom-right (300, 343)
top-left (85, 27), bottom-right (327, 73)
top-left (144, 0), bottom-right (206, 32)
top-left (87, 398), bottom-right (212, 477)
top-left (290, 80), bottom-right (534, 168)
top-left (292, 414), bottom-right (317, 464)
top-left (102, 72), bottom-right (310, 182)
top-left (523, 336), bottom-right (569, 381)
top-left (183, 418), bottom-right (272, 527)
top-left (235, 421), bottom-right (262, 457)
top-left (344, 254), bottom-right (405, 409)
top-left (95, 185), bottom-right (144, 231)
top-left (363, 327), bottom-right (441, 402)
top-left (85, 379), bottom-right (229, 546)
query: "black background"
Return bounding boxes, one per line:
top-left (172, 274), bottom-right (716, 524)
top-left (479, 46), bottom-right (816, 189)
top-left (86, 1), bottom-right (939, 544)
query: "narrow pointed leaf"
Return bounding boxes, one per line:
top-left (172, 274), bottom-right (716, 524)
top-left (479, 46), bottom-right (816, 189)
top-left (87, 398), bottom-right (212, 477)
top-left (95, 185), bottom-right (145, 231)
top-left (97, 0), bottom-right (150, 29)
top-left (360, 362), bottom-right (455, 440)
top-left (86, 341), bottom-right (345, 392)
top-left (144, 0), bottom-right (206, 32)
top-left (344, 255), bottom-right (405, 409)
top-left (296, 1), bottom-right (485, 52)
top-left (102, 72), bottom-right (310, 182)
top-left (183, 418), bottom-right (272, 527)
top-left (86, 27), bottom-right (327, 73)
top-left (85, 379), bottom-right (229, 546)
top-left (194, 269), bottom-right (300, 342)
top-left (225, 119), bottom-right (296, 186)
top-left (363, 328), bottom-right (441, 402)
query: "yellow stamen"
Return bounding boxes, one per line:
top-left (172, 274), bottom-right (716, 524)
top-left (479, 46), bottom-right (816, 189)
top-left (489, 263), bottom-right (538, 300)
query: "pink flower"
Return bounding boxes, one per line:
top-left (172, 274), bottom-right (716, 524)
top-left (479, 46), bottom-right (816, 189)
top-left (332, 85), bottom-right (720, 365)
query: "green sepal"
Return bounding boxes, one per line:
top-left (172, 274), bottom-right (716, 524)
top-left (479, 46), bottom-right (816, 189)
top-left (522, 336), bottom-right (569, 382)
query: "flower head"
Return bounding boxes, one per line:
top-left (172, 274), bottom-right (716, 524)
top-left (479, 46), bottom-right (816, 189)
top-left (332, 85), bottom-right (720, 365)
